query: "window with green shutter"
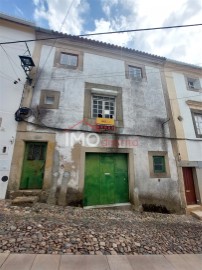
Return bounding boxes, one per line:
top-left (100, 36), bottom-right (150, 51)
top-left (153, 156), bottom-right (166, 173)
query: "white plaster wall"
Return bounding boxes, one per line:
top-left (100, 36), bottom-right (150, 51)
top-left (173, 73), bottom-right (202, 161)
top-left (84, 53), bottom-right (125, 87)
top-left (0, 22), bottom-right (35, 198)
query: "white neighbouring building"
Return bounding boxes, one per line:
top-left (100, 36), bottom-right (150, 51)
top-left (0, 13), bottom-right (35, 198)
top-left (165, 61), bottom-right (202, 208)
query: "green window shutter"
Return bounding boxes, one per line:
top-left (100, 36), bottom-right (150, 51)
top-left (153, 156), bottom-right (166, 173)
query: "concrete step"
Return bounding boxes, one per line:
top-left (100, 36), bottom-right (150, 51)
top-left (9, 190), bottom-right (42, 200)
top-left (84, 203), bottom-right (132, 210)
top-left (190, 210), bottom-right (202, 220)
top-left (11, 196), bottom-right (39, 206)
top-left (186, 204), bottom-right (202, 214)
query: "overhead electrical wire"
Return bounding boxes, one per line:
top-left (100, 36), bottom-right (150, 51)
top-left (0, 45), bottom-right (22, 80)
top-left (0, 23), bottom-right (202, 45)
top-left (34, 0), bottom-right (75, 88)
top-left (22, 119), bottom-right (202, 142)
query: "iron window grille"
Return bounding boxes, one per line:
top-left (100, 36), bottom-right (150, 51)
top-left (92, 95), bottom-right (116, 118)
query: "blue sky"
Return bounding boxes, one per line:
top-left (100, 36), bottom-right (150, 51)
top-left (0, 0), bottom-right (202, 65)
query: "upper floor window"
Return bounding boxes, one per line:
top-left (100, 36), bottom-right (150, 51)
top-left (187, 77), bottom-right (201, 91)
top-left (92, 95), bottom-right (115, 118)
top-left (54, 48), bottom-right (83, 70)
top-left (128, 65), bottom-right (142, 80)
top-left (192, 111), bottom-right (202, 138)
top-left (39, 90), bottom-right (60, 109)
top-left (60, 53), bottom-right (78, 68)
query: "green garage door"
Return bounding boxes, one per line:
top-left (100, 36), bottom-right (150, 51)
top-left (84, 153), bottom-right (129, 206)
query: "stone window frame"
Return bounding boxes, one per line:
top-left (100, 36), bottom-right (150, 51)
top-left (84, 82), bottom-right (124, 128)
top-left (54, 47), bottom-right (83, 71)
top-left (191, 109), bottom-right (202, 138)
top-left (185, 75), bottom-right (201, 92)
top-left (148, 151), bottom-right (171, 178)
top-left (39, 90), bottom-right (60, 109)
top-left (125, 62), bottom-right (147, 81)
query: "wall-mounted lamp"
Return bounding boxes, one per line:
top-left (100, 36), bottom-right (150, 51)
top-left (19, 55), bottom-right (35, 84)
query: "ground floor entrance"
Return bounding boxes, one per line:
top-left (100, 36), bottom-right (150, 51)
top-left (84, 153), bottom-right (129, 206)
top-left (20, 142), bottom-right (47, 189)
top-left (182, 167), bottom-right (197, 205)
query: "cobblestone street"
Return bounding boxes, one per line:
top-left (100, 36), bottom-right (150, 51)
top-left (0, 201), bottom-right (202, 255)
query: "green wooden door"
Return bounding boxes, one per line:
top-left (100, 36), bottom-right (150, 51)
top-left (20, 142), bottom-right (47, 189)
top-left (84, 153), bottom-right (129, 206)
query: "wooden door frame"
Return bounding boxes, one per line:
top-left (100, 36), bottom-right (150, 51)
top-left (8, 132), bottom-right (55, 192)
top-left (182, 167), bottom-right (197, 205)
top-left (80, 147), bottom-right (135, 204)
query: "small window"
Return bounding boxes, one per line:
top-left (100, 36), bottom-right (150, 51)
top-left (187, 77), bottom-right (201, 90)
top-left (92, 95), bottom-right (115, 118)
top-left (128, 66), bottom-right (142, 80)
top-left (60, 53), bottom-right (78, 67)
top-left (153, 156), bottom-right (166, 173)
top-left (40, 90), bottom-right (60, 109)
top-left (45, 96), bottom-right (55, 105)
top-left (148, 151), bottom-right (170, 178)
top-left (192, 111), bottom-right (202, 138)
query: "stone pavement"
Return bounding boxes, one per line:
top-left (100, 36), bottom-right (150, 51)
top-left (1, 201), bottom-right (202, 255)
top-left (0, 253), bottom-right (202, 270)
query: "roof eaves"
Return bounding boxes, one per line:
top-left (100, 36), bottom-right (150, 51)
top-left (36, 28), bottom-right (166, 61)
top-left (0, 12), bottom-right (35, 27)
top-left (167, 58), bottom-right (202, 70)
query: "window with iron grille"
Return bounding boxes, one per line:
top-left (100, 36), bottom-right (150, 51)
top-left (92, 95), bottom-right (115, 118)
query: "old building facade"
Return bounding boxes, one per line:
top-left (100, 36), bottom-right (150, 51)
top-left (6, 27), bottom-right (187, 213)
top-left (0, 14), bottom-right (35, 199)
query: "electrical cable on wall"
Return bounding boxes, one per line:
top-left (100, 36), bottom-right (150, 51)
top-left (21, 119), bottom-right (202, 142)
